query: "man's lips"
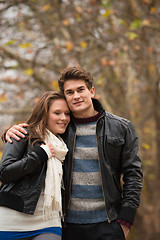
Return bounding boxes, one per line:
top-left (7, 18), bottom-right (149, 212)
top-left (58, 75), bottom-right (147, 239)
top-left (73, 101), bottom-right (83, 105)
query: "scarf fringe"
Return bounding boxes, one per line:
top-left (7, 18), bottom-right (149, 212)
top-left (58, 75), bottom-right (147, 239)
top-left (42, 130), bottom-right (68, 220)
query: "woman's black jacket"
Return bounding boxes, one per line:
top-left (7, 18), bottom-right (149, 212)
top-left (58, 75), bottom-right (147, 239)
top-left (0, 130), bottom-right (48, 214)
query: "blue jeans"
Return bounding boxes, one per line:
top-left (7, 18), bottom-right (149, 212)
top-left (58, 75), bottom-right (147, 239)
top-left (20, 233), bottom-right (61, 240)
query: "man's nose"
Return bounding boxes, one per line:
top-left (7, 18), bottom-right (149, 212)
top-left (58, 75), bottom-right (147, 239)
top-left (73, 91), bottom-right (80, 98)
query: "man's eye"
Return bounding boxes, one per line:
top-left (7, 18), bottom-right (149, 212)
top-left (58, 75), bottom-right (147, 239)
top-left (78, 88), bottom-right (84, 92)
top-left (66, 91), bottom-right (73, 95)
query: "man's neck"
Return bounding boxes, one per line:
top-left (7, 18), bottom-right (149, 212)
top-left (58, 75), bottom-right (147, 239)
top-left (72, 109), bottom-right (98, 119)
top-left (73, 111), bottom-right (100, 124)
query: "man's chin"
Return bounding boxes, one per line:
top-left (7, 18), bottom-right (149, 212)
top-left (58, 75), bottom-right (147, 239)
top-left (72, 109), bottom-right (87, 118)
top-left (71, 105), bottom-right (83, 112)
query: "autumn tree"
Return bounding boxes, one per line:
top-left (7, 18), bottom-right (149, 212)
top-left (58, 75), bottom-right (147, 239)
top-left (0, 0), bottom-right (160, 239)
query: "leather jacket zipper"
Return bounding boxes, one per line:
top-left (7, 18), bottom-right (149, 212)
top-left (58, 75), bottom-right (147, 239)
top-left (67, 125), bottom-right (77, 210)
top-left (96, 114), bottom-right (111, 223)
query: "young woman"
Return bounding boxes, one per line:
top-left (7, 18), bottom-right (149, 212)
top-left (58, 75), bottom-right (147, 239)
top-left (0, 91), bottom-right (70, 240)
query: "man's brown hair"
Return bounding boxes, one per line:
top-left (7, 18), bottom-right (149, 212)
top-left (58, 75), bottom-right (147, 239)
top-left (58, 67), bottom-right (94, 94)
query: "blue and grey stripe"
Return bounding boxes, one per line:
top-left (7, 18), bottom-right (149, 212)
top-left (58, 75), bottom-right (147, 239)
top-left (66, 122), bottom-right (107, 224)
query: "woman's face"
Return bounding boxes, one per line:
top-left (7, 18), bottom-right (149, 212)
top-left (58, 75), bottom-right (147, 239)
top-left (47, 99), bottom-right (70, 135)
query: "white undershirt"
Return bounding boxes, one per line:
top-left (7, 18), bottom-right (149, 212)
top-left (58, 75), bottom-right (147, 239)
top-left (0, 188), bottom-right (61, 231)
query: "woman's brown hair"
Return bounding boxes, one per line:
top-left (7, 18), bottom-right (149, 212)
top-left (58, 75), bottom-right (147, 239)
top-left (26, 91), bottom-right (66, 145)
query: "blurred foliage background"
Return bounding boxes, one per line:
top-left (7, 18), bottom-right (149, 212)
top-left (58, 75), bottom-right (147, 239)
top-left (0, 0), bottom-right (160, 239)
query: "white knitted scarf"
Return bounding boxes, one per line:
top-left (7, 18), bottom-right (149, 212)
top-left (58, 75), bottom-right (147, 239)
top-left (43, 129), bottom-right (68, 219)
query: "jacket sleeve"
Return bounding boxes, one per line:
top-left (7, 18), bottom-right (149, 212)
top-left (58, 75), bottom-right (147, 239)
top-left (0, 134), bottom-right (48, 184)
top-left (118, 121), bottom-right (143, 224)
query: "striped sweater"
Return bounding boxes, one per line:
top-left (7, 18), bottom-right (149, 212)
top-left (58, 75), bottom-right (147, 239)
top-left (66, 114), bottom-right (107, 224)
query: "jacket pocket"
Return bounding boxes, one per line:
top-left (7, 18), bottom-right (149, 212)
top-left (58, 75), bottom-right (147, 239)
top-left (111, 221), bottom-right (125, 239)
top-left (106, 136), bottom-right (125, 161)
top-left (11, 173), bottom-right (40, 196)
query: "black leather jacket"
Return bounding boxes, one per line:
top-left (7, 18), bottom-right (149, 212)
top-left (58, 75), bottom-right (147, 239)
top-left (62, 99), bottom-right (143, 225)
top-left (0, 131), bottom-right (48, 214)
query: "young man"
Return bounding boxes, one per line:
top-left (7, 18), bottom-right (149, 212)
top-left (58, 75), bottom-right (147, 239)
top-left (5, 67), bottom-right (143, 240)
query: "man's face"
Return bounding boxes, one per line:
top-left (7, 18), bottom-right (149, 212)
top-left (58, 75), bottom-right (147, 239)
top-left (63, 79), bottom-right (95, 118)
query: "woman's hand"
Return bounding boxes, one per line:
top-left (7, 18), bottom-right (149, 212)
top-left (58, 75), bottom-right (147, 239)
top-left (46, 144), bottom-right (55, 157)
top-left (41, 143), bottom-right (55, 157)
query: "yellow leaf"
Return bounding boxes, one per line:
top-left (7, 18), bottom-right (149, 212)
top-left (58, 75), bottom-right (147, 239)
top-left (129, 20), bottom-right (141, 30)
top-left (148, 174), bottom-right (156, 180)
top-left (66, 41), bottom-right (73, 51)
top-left (120, 19), bottom-right (127, 26)
top-left (19, 43), bottom-right (33, 48)
top-left (0, 93), bottom-right (6, 103)
top-left (41, 4), bottom-right (50, 11)
top-left (151, 7), bottom-right (156, 14)
top-left (142, 143), bottom-right (151, 150)
top-left (96, 77), bottom-right (104, 87)
top-left (6, 40), bottom-right (16, 46)
top-left (52, 81), bottom-right (59, 90)
top-left (63, 19), bottom-right (70, 26)
top-left (0, 151), bottom-right (3, 159)
top-left (24, 68), bottom-right (34, 76)
top-left (127, 32), bottom-right (138, 40)
top-left (148, 64), bottom-right (155, 74)
top-left (143, 127), bottom-right (152, 134)
top-left (76, 16), bottom-right (82, 22)
top-left (80, 42), bottom-right (87, 48)
top-left (103, 9), bottom-right (113, 17)
top-left (144, 159), bottom-right (153, 166)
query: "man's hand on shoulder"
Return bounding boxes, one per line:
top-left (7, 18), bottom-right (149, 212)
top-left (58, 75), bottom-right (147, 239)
top-left (6, 123), bottom-right (29, 143)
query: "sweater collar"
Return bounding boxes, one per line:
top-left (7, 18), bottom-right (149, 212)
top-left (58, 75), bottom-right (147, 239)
top-left (73, 111), bottom-right (101, 124)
